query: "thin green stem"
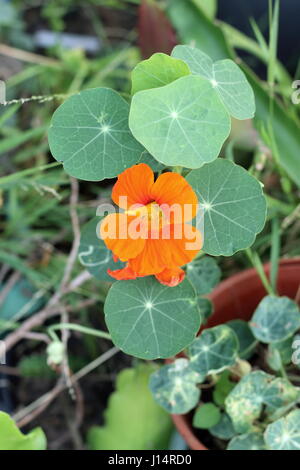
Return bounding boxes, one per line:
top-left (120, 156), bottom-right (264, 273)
top-left (270, 216), bottom-right (280, 294)
top-left (173, 166), bottom-right (183, 175)
top-left (48, 323), bottom-right (112, 341)
top-left (279, 362), bottom-right (289, 381)
top-left (246, 248), bottom-right (275, 296)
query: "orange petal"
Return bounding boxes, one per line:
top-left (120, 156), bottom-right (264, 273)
top-left (129, 238), bottom-right (171, 275)
top-left (150, 172), bottom-right (198, 223)
top-left (129, 224), bottom-right (202, 276)
top-left (100, 213), bottom-right (146, 262)
top-left (107, 264), bottom-right (138, 280)
top-left (163, 224), bottom-right (203, 267)
top-left (155, 267), bottom-right (185, 287)
top-left (112, 163), bottom-right (154, 209)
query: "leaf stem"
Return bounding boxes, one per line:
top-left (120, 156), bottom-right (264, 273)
top-left (47, 323), bottom-right (112, 341)
top-left (245, 248), bottom-right (275, 296)
top-left (270, 216), bottom-right (280, 294)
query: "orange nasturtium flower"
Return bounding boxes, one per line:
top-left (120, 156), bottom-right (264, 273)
top-left (100, 163), bottom-right (202, 287)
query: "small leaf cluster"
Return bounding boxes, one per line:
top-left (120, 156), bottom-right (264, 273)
top-left (150, 295), bottom-right (300, 450)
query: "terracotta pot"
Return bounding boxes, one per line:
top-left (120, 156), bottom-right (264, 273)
top-left (173, 258), bottom-right (300, 450)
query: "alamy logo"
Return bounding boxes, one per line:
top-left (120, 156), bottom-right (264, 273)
top-left (0, 341), bottom-right (6, 365)
top-left (291, 80), bottom-right (300, 105)
top-left (0, 80), bottom-right (6, 105)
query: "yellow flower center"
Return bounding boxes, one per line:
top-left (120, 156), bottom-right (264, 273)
top-left (126, 202), bottom-right (166, 231)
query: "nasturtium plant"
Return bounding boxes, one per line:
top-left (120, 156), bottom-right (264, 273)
top-left (250, 295), bottom-right (300, 343)
top-left (129, 74), bottom-right (231, 168)
top-left (172, 45), bottom-right (255, 120)
top-left (188, 325), bottom-right (239, 376)
top-left (227, 432), bottom-right (266, 451)
top-left (193, 403), bottom-right (221, 429)
top-left (226, 320), bottom-right (257, 360)
top-left (264, 409), bottom-right (300, 451)
top-left (131, 52), bottom-right (190, 95)
top-left (48, 88), bottom-right (144, 181)
top-left (213, 370), bottom-right (235, 407)
top-left (104, 277), bottom-right (201, 360)
top-left (186, 255), bottom-right (221, 295)
top-left (186, 159), bottom-right (267, 256)
top-left (267, 336), bottom-right (294, 371)
top-left (47, 44), bottom-right (271, 426)
top-left (210, 413), bottom-right (235, 441)
top-left (149, 358), bottom-right (202, 414)
top-left (225, 371), bottom-right (300, 433)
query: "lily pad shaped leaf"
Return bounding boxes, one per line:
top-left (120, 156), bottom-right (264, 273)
top-left (188, 325), bottom-right (239, 376)
top-left (172, 45), bottom-right (255, 120)
top-left (0, 411), bottom-right (46, 450)
top-left (104, 277), bottom-right (201, 360)
top-left (193, 403), bottom-right (221, 429)
top-left (250, 295), bottom-right (300, 343)
top-left (268, 336), bottom-right (294, 371)
top-left (149, 358), bottom-right (202, 414)
top-left (227, 433), bottom-right (266, 451)
top-left (225, 371), bottom-right (271, 433)
top-left (210, 413), bottom-right (235, 440)
top-left (226, 320), bottom-right (257, 359)
top-left (78, 217), bottom-right (124, 282)
top-left (186, 256), bottom-right (221, 295)
top-left (262, 377), bottom-right (300, 414)
top-left (265, 409), bottom-right (300, 450)
top-left (225, 371), bottom-right (300, 434)
top-left (131, 53), bottom-right (190, 95)
top-left (129, 75), bottom-right (231, 169)
top-left (186, 159), bottom-right (267, 256)
top-left (48, 88), bottom-right (143, 181)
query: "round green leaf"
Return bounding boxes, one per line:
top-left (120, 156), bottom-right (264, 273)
top-left (193, 403), bottom-right (221, 429)
top-left (250, 295), bottom-right (300, 343)
top-left (104, 277), bottom-right (201, 360)
top-left (225, 371), bottom-right (300, 434)
top-left (131, 53), bottom-right (190, 95)
top-left (210, 413), bottom-right (235, 440)
top-left (267, 336), bottom-right (294, 371)
top-left (149, 358), bottom-right (202, 414)
top-left (213, 370), bottom-right (235, 407)
top-left (172, 45), bottom-right (255, 120)
top-left (265, 409), bottom-right (300, 450)
top-left (188, 325), bottom-right (239, 376)
top-left (226, 320), bottom-right (257, 359)
top-left (186, 159), bottom-right (267, 256)
top-left (129, 75), bottom-right (231, 169)
top-left (78, 217), bottom-right (124, 281)
top-left (186, 256), bottom-right (221, 295)
top-left (48, 88), bottom-right (143, 181)
top-left (227, 432), bottom-right (266, 450)
top-left (225, 371), bottom-right (270, 433)
top-left (262, 377), bottom-right (300, 414)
